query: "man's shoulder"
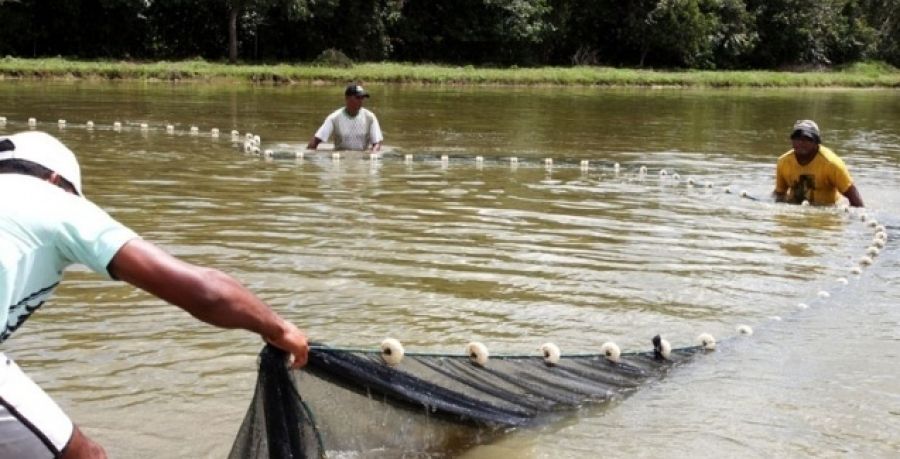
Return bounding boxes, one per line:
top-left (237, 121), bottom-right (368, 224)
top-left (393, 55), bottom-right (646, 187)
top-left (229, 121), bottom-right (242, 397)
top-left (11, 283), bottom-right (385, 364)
top-left (816, 146), bottom-right (846, 167)
top-left (326, 107), bottom-right (345, 119)
top-left (0, 174), bottom-right (107, 218)
top-left (776, 150), bottom-right (795, 165)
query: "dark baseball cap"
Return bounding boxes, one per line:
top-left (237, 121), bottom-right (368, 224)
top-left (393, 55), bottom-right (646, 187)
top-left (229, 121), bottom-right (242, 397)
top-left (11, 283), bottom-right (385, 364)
top-left (345, 84), bottom-right (370, 98)
top-left (790, 119), bottom-right (821, 143)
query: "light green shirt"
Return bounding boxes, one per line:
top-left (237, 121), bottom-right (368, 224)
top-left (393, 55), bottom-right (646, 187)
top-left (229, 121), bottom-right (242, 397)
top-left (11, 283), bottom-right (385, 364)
top-left (1, 174), bottom-right (138, 342)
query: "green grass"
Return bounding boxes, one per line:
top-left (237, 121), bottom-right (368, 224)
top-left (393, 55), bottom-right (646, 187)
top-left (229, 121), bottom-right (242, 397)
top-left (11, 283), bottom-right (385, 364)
top-left (1, 57), bottom-right (898, 88)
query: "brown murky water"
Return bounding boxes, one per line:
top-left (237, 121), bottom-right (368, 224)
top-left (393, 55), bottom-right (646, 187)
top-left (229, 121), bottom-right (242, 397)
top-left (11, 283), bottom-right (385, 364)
top-left (1, 81), bottom-right (898, 457)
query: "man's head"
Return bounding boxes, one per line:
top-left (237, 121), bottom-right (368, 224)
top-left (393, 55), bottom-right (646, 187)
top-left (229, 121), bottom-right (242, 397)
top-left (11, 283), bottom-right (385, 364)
top-left (0, 131), bottom-right (83, 195)
top-left (345, 84), bottom-right (370, 99)
top-left (790, 119), bottom-right (821, 144)
top-left (344, 84), bottom-right (370, 115)
top-left (790, 120), bottom-right (821, 158)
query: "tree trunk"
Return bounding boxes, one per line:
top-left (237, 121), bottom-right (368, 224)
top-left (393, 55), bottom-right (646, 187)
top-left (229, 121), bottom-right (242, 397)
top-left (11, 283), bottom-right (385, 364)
top-left (228, 7), bottom-right (240, 63)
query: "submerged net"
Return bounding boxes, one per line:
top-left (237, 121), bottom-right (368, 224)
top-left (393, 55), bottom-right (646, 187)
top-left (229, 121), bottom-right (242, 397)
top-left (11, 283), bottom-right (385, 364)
top-left (230, 339), bottom-right (708, 458)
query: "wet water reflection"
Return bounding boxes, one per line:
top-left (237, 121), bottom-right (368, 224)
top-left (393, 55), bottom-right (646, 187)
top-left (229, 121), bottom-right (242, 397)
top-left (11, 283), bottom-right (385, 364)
top-left (1, 82), bottom-right (898, 457)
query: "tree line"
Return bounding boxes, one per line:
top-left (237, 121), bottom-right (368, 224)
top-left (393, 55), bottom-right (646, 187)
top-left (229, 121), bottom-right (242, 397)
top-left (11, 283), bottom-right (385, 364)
top-left (0, 0), bottom-right (898, 69)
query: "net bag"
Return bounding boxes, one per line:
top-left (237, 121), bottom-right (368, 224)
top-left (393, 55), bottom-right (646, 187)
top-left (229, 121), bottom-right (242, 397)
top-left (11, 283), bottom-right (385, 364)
top-left (230, 338), bottom-right (707, 458)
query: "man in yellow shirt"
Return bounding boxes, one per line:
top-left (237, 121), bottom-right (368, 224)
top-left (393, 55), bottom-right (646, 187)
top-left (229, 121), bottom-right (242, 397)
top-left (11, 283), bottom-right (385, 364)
top-left (773, 120), bottom-right (864, 207)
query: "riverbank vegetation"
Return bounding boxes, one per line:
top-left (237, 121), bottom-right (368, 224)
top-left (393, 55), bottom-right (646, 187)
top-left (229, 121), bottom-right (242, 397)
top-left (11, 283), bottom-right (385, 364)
top-left (1, 1), bottom-right (899, 87)
top-left (1, 1), bottom-right (899, 71)
top-left (1, 58), bottom-right (898, 88)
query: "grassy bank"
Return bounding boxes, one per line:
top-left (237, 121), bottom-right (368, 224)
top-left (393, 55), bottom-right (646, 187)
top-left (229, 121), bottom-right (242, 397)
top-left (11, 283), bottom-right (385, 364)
top-left (1, 57), bottom-right (899, 88)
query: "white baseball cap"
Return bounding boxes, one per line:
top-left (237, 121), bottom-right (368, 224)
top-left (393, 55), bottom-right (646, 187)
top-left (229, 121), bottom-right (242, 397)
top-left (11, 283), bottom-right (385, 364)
top-left (0, 131), bottom-right (82, 195)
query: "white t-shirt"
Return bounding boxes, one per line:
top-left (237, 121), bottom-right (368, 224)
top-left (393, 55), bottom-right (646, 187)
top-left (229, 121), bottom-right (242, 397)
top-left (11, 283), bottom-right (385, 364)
top-left (313, 108), bottom-right (384, 151)
top-left (0, 174), bottom-right (138, 342)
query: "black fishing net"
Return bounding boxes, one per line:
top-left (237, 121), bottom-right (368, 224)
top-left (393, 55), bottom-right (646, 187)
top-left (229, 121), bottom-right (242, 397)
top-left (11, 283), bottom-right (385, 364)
top-left (230, 338), bottom-right (708, 458)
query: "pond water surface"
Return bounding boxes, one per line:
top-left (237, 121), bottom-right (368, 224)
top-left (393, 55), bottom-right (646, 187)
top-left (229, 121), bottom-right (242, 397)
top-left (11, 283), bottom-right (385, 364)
top-left (0, 81), bottom-right (898, 458)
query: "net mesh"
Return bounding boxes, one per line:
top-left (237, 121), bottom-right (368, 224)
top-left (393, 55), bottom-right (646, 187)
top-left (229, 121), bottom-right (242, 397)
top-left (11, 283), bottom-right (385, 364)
top-left (230, 340), bottom-right (707, 458)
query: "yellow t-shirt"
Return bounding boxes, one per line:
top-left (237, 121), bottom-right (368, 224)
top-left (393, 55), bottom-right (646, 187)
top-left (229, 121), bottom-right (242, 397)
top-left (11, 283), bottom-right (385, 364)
top-left (775, 145), bottom-right (853, 205)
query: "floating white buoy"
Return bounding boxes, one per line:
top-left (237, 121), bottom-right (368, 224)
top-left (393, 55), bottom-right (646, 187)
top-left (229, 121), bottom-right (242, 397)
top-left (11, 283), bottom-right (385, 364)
top-left (28, 117), bottom-right (37, 127)
top-left (475, 155), bottom-right (484, 163)
top-left (404, 153), bottom-right (413, 163)
top-left (797, 302), bottom-right (809, 309)
top-left (659, 169), bottom-right (667, 177)
top-left (672, 173), bottom-right (680, 181)
top-left (540, 343), bottom-right (561, 365)
top-left (836, 277), bottom-right (848, 285)
top-left (687, 178), bottom-right (695, 186)
top-left (166, 124), bottom-right (175, 134)
top-left (85, 120), bottom-right (94, 129)
top-left (769, 315), bottom-right (782, 321)
top-left (113, 121), bottom-right (122, 131)
top-left (264, 149), bottom-right (274, 157)
top-left (600, 342), bottom-right (620, 363)
top-left (380, 338), bottom-right (405, 366)
top-left (187, 126), bottom-right (197, 135)
top-left (859, 256), bottom-right (873, 266)
top-left (510, 157), bottom-right (518, 166)
top-left (231, 130), bottom-right (240, 141)
top-left (867, 220), bottom-right (878, 228)
top-left (614, 163), bottom-right (620, 174)
top-left (867, 246), bottom-right (880, 257)
top-left (211, 128), bottom-right (219, 138)
top-left (697, 333), bottom-right (716, 350)
top-left (57, 119), bottom-right (66, 128)
top-left (873, 238), bottom-right (885, 249)
top-left (875, 224), bottom-right (886, 233)
top-left (296, 151), bottom-right (304, 160)
top-left (652, 335), bottom-right (671, 359)
top-left (724, 186), bottom-right (732, 194)
top-left (737, 324), bottom-right (753, 336)
top-left (740, 190), bottom-right (749, 198)
top-left (801, 200), bottom-right (810, 206)
top-left (441, 154), bottom-right (449, 162)
top-left (638, 165), bottom-right (646, 175)
top-left (580, 159), bottom-right (589, 170)
top-left (466, 342), bottom-right (489, 367)
top-left (705, 181), bottom-right (712, 188)
top-left (332, 152), bottom-right (341, 161)
top-left (253, 135), bottom-right (261, 145)
top-left (544, 158), bottom-right (553, 167)
top-left (245, 133), bottom-right (253, 141)
top-left (818, 290), bottom-right (830, 298)
top-left (0, 116), bottom-right (6, 125)
top-left (140, 123), bottom-right (149, 131)
top-left (850, 266), bottom-right (862, 275)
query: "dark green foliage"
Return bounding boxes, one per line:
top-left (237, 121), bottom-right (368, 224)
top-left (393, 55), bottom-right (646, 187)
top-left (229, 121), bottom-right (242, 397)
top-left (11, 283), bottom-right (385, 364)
top-left (0, 0), bottom-right (898, 68)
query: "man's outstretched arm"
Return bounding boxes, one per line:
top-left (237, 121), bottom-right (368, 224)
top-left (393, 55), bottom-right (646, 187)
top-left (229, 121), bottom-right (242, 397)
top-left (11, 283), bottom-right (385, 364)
top-left (107, 239), bottom-right (309, 367)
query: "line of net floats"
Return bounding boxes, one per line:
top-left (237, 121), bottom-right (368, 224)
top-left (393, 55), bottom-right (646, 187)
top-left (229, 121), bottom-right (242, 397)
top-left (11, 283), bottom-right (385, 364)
top-left (1, 117), bottom-right (889, 362)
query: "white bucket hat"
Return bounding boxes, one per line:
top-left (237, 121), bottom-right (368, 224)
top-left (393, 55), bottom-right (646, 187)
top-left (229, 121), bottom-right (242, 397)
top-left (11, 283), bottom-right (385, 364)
top-left (0, 131), bottom-right (83, 195)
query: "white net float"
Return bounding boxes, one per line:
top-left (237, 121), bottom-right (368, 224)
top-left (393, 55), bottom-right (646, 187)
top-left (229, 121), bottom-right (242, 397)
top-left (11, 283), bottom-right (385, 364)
top-left (600, 342), bottom-right (620, 363)
top-left (380, 338), bottom-right (405, 366)
top-left (466, 342), bottom-right (489, 367)
top-left (540, 343), bottom-right (561, 365)
top-left (697, 333), bottom-right (716, 350)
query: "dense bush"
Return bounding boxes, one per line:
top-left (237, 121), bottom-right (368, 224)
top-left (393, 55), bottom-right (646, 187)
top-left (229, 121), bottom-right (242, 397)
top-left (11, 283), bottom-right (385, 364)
top-left (0, 0), bottom-right (898, 68)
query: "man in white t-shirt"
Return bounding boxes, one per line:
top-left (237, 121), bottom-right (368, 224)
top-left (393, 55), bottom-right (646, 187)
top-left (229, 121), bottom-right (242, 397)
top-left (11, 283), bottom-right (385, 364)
top-left (0, 131), bottom-right (309, 458)
top-left (307, 84), bottom-right (384, 152)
